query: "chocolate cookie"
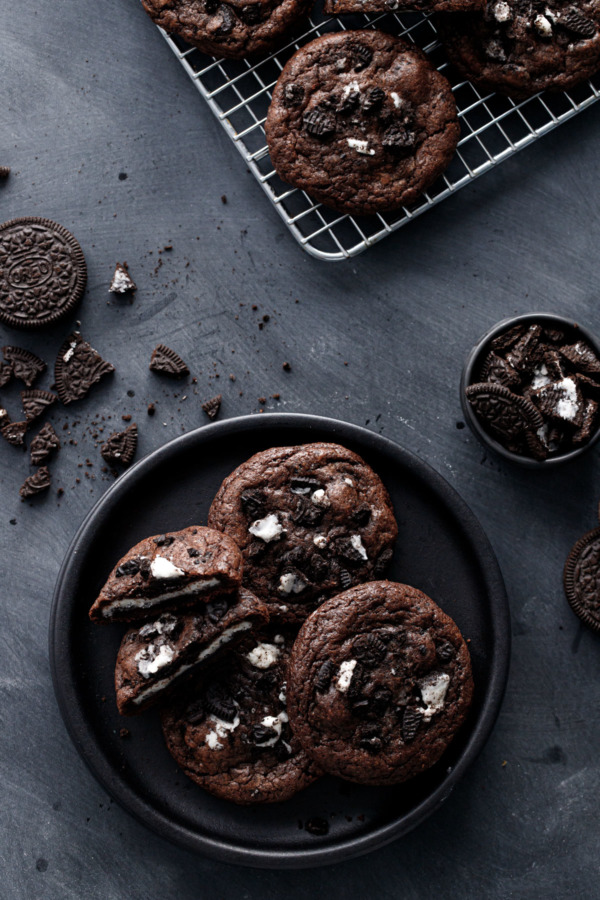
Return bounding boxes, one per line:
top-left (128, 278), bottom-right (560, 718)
top-left (89, 526), bottom-right (243, 623)
top-left (161, 628), bottom-right (322, 804)
top-left (115, 589), bottom-right (269, 714)
top-left (265, 31), bottom-right (460, 216)
top-left (563, 526), bottom-right (600, 632)
top-left (287, 581), bottom-right (473, 785)
top-left (325, 0), bottom-right (481, 13)
top-left (2, 346), bottom-right (46, 386)
top-left (0, 217), bottom-right (86, 330)
top-left (140, 0), bottom-right (311, 60)
top-left (207, 442), bottom-right (398, 623)
top-left (437, 0), bottom-right (600, 97)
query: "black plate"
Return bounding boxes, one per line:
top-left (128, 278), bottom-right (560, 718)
top-left (49, 414), bottom-right (510, 869)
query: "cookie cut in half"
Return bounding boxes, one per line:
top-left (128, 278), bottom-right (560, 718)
top-left (265, 30), bottom-right (460, 215)
top-left (563, 526), bottom-right (600, 633)
top-left (161, 627), bottom-right (322, 804)
top-left (115, 588), bottom-right (269, 715)
top-left (287, 581), bottom-right (473, 785)
top-left (208, 442), bottom-right (398, 623)
top-left (89, 526), bottom-right (243, 623)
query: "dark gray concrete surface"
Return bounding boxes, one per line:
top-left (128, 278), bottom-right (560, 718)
top-left (2, 1), bottom-right (600, 897)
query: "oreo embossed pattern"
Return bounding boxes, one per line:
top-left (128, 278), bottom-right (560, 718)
top-left (0, 217), bottom-right (86, 330)
top-left (461, 313), bottom-right (600, 466)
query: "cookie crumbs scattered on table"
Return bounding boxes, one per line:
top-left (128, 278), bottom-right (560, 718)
top-left (202, 395), bottom-right (222, 419)
top-left (109, 262), bottom-right (136, 294)
top-left (20, 466), bottom-right (51, 499)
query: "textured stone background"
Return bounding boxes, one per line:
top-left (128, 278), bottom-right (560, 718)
top-left (1, 1), bottom-right (599, 897)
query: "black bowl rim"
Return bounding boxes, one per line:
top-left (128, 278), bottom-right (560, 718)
top-left (49, 412), bottom-right (510, 869)
top-left (460, 312), bottom-right (600, 468)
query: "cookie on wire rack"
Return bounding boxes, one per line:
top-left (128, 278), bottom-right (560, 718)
top-left (437, 0), bottom-right (600, 98)
top-left (265, 30), bottom-right (460, 216)
top-left (140, 0), bottom-right (313, 60)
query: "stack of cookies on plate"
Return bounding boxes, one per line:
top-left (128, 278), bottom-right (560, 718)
top-left (140, 0), bottom-right (600, 215)
top-left (89, 443), bottom-right (473, 804)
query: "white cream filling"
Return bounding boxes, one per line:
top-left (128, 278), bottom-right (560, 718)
top-left (554, 377), bottom-right (579, 421)
top-left (136, 643), bottom-right (175, 678)
top-left (246, 642), bottom-right (281, 668)
top-left (150, 556), bottom-right (185, 580)
top-left (132, 621), bottom-right (252, 706)
top-left (248, 513), bottom-right (284, 542)
top-left (313, 534), bottom-right (328, 549)
top-left (311, 488), bottom-right (330, 507)
top-left (63, 342), bottom-right (77, 363)
top-left (350, 534), bottom-right (368, 561)
top-left (390, 91), bottom-right (403, 108)
top-left (255, 711), bottom-right (288, 747)
top-left (278, 571), bottom-right (306, 595)
top-left (336, 659), bottom-right (357, 693)
top-left (419, 672), bottom-right (450, 719)
top-left (110, 266), bottom-right (134, 293)
top-left (342, 80), bottom-right (361, 98)
top-left (347, 138), bottom-right (375, 156)
top-left (531, 363), bottom-right (551, 390)
top-left (102, 577), bottom-right (221, 617)
top-left (205, 713), bottom-right (240, 750)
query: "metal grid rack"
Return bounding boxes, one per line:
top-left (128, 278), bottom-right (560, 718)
top-left (159, 8), bottom-right (600, 261)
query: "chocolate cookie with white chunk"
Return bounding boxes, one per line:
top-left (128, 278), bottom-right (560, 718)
top-left (287, 581), bottom-right (473, 785)
top-left (89, 526), bottom-right (243, 623)
top-left (207, 442), bottom-right (398, 623)
top-left (437, 0), bottom-right (600, 97)
top-left (160, 628), bottom-right (322, 804)
top-left (140, 0), bottom-right (312, 60)
top-left (115, 588), bottom-right (269, 714)
top-left (265, 31), bottom-right (460, 215)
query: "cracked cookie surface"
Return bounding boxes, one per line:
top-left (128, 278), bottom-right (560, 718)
top-left (437, 0), bottom-right (600, 96)
top-left (265, 30), bottom-right (460, 215)
top-left (140, 0), bottom-right (312, 59)
top-left (207, 442), bottom-right (398, 624)
top-left (160, 627), bottom-right (322, 804)
top-left (287, 581), bottom-right (473, 785)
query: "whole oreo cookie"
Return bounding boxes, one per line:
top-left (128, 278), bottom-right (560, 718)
top-left (563, 526), bottom-right (600, 632)
top-left (140, 0), bottom-right (312, 60)
top-left (0, 218), bottom-right (86, 330)
top-left (160, 628), bottom-right (322, 804)
top-left (287, 581), bottom-right (474, 785)
top-left (437, 0), bottom-right (600, 97)
top-left (207, 442), bottom-right (398, 623)
top-left (265, 30), bottom-right (460, 216)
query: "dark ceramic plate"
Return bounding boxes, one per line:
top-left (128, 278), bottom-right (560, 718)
top-left (49, 414), bottom-right (510, 869)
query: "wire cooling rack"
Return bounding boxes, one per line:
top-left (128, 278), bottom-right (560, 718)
top-left (158, 7), bottom-right (600, 260)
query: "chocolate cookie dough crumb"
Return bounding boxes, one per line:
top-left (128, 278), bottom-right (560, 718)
top-left (283, 361), bottom-right (291, 372)
top-left (20, 466), bottom-right (51, 499)
top-left (109, 263), bottom-right (136, 294)
top-left (122, 414), bottom-right (132, 422)
top-left (0, 167), bottom-right (10, 178)
top-left (258, 396), bottom-right (266, 405)
top-left (147, 403), bottom-right (156, 416)
top-left (202, 395), bottom-right (222, 419)
top-left (305, 817), bottom-right (330, 836)
top-left (149, 344), bottom-right (189, 378)
top-left (221, 195), bottom-right (227, 204)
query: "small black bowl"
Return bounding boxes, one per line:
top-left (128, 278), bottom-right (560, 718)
top-left (460, 313), bottom-right (600, 468)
